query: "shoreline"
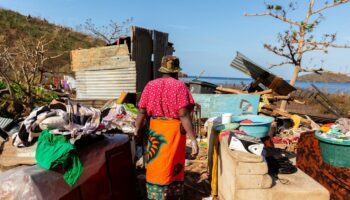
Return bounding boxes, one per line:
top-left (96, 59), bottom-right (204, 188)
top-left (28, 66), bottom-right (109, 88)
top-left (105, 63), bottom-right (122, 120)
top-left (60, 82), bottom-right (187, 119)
top-left (184, 75), bottom-right (350, 84)
top-left (181, 76), bottom-right (350, 94)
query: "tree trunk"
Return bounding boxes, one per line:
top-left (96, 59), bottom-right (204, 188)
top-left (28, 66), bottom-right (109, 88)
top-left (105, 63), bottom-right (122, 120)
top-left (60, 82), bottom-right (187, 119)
top-left (289, 65), bottom-right (301, 86)
top-left (280, 65), bottom-right (301, 110)
top-left (280, 26), bottom-right (305, 111)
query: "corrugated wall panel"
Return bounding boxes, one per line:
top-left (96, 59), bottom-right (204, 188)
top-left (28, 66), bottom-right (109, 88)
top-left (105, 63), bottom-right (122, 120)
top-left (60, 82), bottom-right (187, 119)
top-left (75, 65), bottom-right (136, 100)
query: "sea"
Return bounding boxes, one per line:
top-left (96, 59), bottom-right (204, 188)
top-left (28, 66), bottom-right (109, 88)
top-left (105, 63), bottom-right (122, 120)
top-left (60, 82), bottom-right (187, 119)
top-left (181, 76), bottom-right (350, 94)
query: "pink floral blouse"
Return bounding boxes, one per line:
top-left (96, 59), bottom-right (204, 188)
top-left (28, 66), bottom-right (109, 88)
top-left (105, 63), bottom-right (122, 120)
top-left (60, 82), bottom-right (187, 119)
top-left (138, 77), bottom-right (195, 118)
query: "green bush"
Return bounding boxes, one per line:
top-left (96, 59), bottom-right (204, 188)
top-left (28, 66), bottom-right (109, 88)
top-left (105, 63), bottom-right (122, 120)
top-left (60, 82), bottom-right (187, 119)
top-left (0, 80), bottom-right (58, 117)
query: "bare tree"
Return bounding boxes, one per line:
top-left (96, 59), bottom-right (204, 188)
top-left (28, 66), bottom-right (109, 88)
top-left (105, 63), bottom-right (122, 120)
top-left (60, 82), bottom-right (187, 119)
top-left (82, 18), bottom-right (133, 45)
top-left (245, 0), bottom-right (350, 110)
top-left (0, 36), bottom-right (63, 115)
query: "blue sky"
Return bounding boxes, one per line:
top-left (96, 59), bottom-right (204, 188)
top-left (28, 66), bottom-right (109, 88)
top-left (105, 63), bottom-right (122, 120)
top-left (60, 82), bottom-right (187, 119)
top-left (1, 0), bottom-right (350, 79)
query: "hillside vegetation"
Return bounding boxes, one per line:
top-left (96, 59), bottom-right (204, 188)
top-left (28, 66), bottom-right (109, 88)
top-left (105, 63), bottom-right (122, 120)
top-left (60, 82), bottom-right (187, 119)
top-left (298, 72), bottom-right (350, 83)
top-left (0, 8), bottom-right (104, 74)
top-left (0, 8), bottom-right (106, 117)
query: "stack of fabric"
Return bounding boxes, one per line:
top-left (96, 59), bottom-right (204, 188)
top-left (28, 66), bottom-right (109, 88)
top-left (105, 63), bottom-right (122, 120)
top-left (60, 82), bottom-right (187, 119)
top-left (316, 118), bottom-right (350, 143)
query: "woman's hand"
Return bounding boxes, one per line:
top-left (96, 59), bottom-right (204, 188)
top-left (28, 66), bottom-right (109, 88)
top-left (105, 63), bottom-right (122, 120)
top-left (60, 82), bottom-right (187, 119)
top-left (191, 139), bottom-right (199, 158)
top-left (179, 107), bottom-right (198, 158)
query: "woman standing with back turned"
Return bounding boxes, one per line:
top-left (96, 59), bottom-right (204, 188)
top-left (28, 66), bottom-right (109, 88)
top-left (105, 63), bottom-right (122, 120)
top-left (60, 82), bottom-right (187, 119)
top-left (135, 55), bottom-right (199, 200)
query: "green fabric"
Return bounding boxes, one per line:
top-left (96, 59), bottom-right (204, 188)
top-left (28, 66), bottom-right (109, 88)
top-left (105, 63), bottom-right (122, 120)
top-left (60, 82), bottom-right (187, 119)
top-left (214, 123), bottom-right (240, 132)
top-left (35, 130), bottom-right (84, 187)
top-left (123, 103), bottom-right (138, 114)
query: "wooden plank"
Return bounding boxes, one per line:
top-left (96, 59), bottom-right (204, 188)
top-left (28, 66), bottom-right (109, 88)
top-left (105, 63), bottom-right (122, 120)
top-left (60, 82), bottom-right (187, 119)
top-left (153, 30), bottom-right (168, 79)
top-left (73, 56), bottom-right (131, 71)
top-left (216, 86), bottom-right (247, 94)
top-left (0, 139), bottom-right (36, 167)
top-left (254, 89), bottom-right (273, 95)
top-left (71, 45), bottom-right (130, 71)
top-left (263, 95), bottom-right (290, 101)
top-left (261, 104), bottom-right (311, 125)
top-left (131, 26), bottom-right (153, 92)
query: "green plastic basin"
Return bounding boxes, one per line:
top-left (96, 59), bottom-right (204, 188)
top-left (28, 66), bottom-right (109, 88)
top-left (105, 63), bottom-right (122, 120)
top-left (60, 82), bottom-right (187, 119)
top-left (315, 133), bottom-right (350, 168)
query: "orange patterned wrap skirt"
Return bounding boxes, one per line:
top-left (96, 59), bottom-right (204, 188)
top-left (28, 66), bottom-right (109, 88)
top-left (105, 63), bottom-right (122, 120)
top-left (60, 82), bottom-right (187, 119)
top-left (146, 118), bottom-right (186, 200)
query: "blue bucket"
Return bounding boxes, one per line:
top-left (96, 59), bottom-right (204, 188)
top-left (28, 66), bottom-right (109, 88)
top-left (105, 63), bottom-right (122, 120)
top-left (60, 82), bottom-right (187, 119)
top-left (231, 115), bottom-right (274, 138)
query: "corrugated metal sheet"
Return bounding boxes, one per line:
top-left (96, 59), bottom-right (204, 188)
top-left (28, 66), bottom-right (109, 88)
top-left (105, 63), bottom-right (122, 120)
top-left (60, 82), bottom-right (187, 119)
top-left (230, 52), bottom-right (296, 95)
top-left (0, 117), bottom-right (13, 129)
top-left (230, 52), bottom-right (272, 79)
top-left (75, 62), bottom-right (136, 100)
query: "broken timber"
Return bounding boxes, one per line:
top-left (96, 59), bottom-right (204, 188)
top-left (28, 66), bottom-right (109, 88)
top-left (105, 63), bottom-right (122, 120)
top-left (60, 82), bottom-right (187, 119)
top-left (260, 104), bottom-right (311, 125)
top-left (311, 84), bottom-right (345, 118)
top-left (216, 86), bottom-right (273, 95)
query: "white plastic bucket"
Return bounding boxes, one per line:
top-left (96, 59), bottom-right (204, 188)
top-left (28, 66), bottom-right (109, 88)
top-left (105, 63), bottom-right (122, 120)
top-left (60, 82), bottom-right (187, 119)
top-left (222, 113), bottom-right (232, 124)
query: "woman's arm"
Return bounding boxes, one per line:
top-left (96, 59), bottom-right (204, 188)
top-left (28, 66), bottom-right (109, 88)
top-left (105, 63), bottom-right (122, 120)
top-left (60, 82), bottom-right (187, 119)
top-left (179, 107), bottom-right (198, 157)
top-left (134, 108), bottom-right (147, 137)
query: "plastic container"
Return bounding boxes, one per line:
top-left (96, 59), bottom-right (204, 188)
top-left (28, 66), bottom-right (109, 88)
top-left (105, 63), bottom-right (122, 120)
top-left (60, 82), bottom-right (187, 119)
top-left (231, 115), bottom-right (274, 138)
top-left (315, 133), bottom-right (350, 167)
top-left (189, 80), bottom-right (217, 94)
top-left (222, 113), bottom-right (233, 124)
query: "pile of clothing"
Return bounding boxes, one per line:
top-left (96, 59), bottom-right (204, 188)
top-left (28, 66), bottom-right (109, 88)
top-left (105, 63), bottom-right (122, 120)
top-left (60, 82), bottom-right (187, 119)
top-left (101, 103), bottom-right (137, 134)
top-left (12, 100), bottom-right (138, 147)
top-left (316, 118), bottom-right (350, 143)
top-left (9, 99), bottom-right (138, 187)
top-left (12, 99), bottom-right (101, 147)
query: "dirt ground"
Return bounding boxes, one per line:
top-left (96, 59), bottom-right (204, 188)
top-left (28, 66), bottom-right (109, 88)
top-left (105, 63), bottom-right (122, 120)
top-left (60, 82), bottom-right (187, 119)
top-left (184, 143), bottom-right (211, 200)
